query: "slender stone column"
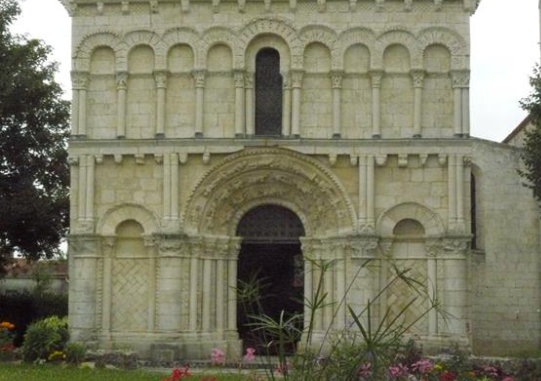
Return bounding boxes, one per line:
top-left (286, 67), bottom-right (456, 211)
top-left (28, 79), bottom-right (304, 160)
top-left (461, 81), bottom-right (470, 137)
top-left (443, 238), bottom-right (469, 336)
top-left (370, 70), bottom-right (383, 138)
top-left (216, 258), bottom-right (225, 334)
top-left (227, 257), bottom-right (237, 332)
top-left (101, 237), bottom-right (116, 338)
top-left (303, 256), bottom-right (313, 330)
top-left (350, 238), bottom-right (379, 327)
top-left (451, 71), bottom-right (469, 137)
top-left (282, 72), bottom-right (292, 136)
top-left (366, 155), bottom-right (375, 229)
top-left (85, 155), bottom-right (95, 223)
top-left (68, 157), bottom-right (79, 221)
top-left (77, 72), bottom-right (88, 137)
top-left (170, 153), bottom-right (179, 221)
top-left (426, 240), bottom-right (440, 336)
top-left (156, 236), bottom-right (184, 332)
top-left (245, 72), bottom-right (255, 136)
top-left (70, 71), bottom-right (82, 136)
top-left (411, 70), bottom-right (425, 138)
top-left (78, 155), bottom-right (87, 222)
top-left (335, 252), bottom-right (346, 329)
top-left (144, 236), bottom-right (158, 331)
top-left (456, 155), bottom-right (465, 229)
top-left (324, 257), bottom-right (333, 329)
top-left (233, 70), bottom-right (245, 137)
top-left (202, 258), bottom-right (212, 331)
top-left (163, 153), bottom-right (171, 222)
top-left (448, 155), bottom-right (457, 230)
top-left (331, 71), bottom-right (343, 138)
top-left (154, 71), bottom-right (167, 138)
top-left (189, 251), bottom-right (199, 331)
top-left (358, 155), bottom-right (367, 228)
top-left (291, 70), bottom-right (304, 138)
top-left (116, 72), bottom-right (128, 138)
top-left (193, 70), bottom-right (206, 137)
top-left (378, 240), bottom-right (392, 325)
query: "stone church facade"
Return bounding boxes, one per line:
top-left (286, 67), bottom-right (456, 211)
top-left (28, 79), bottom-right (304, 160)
top-left (60, 0), bottom-right (541, 358)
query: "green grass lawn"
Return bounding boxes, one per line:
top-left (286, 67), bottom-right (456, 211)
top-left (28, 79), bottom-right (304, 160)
top-left (0, 364), bottom-right (249, 381)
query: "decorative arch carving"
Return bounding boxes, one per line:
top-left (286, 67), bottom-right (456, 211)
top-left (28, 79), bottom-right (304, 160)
top-left (375, 28), bottom-right (421, 69)
top-left (198, 27), bottom-right (239, 69)
top-left (97, 203), bottom-right (160, 236)
top-left (245, 34), bottom-right (291, 73)
top-left (163, 27), bottom-right (199, 62)
top-left (238, 18), bottom-right (303, 70)
top-left (117, 30), bottom-right (165, 71)
top-left (417, 27), bottom-right (468, 70)
top-left (73, 32), bottom-right (122, 72)
top-left (298, 25), bottom-right (338, 69)
top-left (182, 148), bottom-right (357, 237)
top-left (336, 28), bottom-right (376, 70)
top-left (376, 202), bottom-right (445, 238)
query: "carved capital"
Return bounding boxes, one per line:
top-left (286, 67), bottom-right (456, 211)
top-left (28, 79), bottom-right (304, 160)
top-left (451, 70), bottom-right (470, 88)
top-left (150, 0), bottom-right (159, 13)
top-left (101, 236), bottom-right (116, 257)
top-left (350, 237), bottom-right (379, 259)
top-left (281, 72), bottom-right (291, 89)
top-left (244, 72), bottom-right (254, 88)
top-left (425, 238), bottom-right (442, 257)
top-left (404, 0), bottom-right (412, 11)
top-left (192, 70), bottom-right (207, 88)
top-left (369, 70), bottom-right (384, 88)
top-left (411, 70), bottom-right (426, 88)
top-left (68, 156), bottom-right (79, 166)
top-left (331, 71), bottom-right (344, 89)
top-left (154, 71), bottom-right (168, 89)
top-left (71, 71), bottom-right (89, 90)
top-left (116, 71), bottom-right (129, 89)
top-left (290, 70), bottom-right (304, 88)
top-left (443, 236), bottom-right (471, 256)
top-left (69, 234), bottom-right (101, 256)
top-left (379, 238), bottom-right (393, 258)
top-left (121, 1), bottom-right (129, 14)
top-left (233, 70), bottom-right (245, 88)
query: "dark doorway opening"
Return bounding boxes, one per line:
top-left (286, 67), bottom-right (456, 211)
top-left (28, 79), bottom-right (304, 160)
top-left (255, 48), bottom-right (283, 136)
top-left (236, 205), bottom-right (304, 355)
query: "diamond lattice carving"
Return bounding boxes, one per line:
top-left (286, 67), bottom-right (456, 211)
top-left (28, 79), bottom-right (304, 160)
top-left (386, 259), bottom-right (428, 335)
top-left (111, 259), bottom-right (149, 331)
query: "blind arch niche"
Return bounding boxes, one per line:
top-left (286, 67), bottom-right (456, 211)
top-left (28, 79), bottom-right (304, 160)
top-left (255, 48), bottom-right (283, 136)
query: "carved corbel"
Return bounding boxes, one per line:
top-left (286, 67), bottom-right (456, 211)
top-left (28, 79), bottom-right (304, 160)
top-left (398, 154), bottom-right (408, 168)
top-left (329, 153), bottom-right (337, 167)
top-left (289, 0), bottom-right (297, 11)
top-left (202, 151), bottom-right (211, 165)
top-left (376, 154), bottom-right (388, 167)
top-left (135, 154), bottom-right (145, 165)
top-left (68, 156), bottom-right (79, 166)
top-left (179, 152), bottom-right (188, 164)
top-left (181, 0), bottom-right (190, 12)
top-left (317, 0), bottom-right (326, 12)
top-left (121, 1), bottom-right (129, 14)
top-left (375, 0), bottom-right (384, 12)
top-left (264, 0), bottom-right (271, 12)
top-left (95, 155), bottom-right (104, 164)
top-left (419, 154), bottom-right (429, 167)
top-left (237, 0), bottom-right (246, 12)
top-left (438, 154), bottom-right (447, 166)
top-left (350, 155), bottom-right (358, 166)
top-left (434, 0), bottom-right (443, 11)
top-left (404, 0), bottom-right (412, 11)
top-left (349, 0), bottom-right (357, 10)
top-left (97, 2), bottom-right (104, 14)
top-left (149, 0), bottom-right (159, 13)
top-left (212, 0), bottom-right (220, 13)
top-left (154, 153), bottom-right (163, 164)
top-left (114, 154), bottom-right (123, 164)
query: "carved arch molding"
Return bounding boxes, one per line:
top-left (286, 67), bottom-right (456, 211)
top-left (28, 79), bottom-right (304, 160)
top-left (183, 148), bottom-right (357, 237)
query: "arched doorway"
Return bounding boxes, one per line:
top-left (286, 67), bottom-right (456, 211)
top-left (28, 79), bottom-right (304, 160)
top-left (236, 205), bottom-right (305, 354)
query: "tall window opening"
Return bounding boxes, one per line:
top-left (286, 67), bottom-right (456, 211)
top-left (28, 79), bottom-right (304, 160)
top-left (255, 48), bottom-right (282, 136)
top-left (236, 205), bottom-right (304, 355)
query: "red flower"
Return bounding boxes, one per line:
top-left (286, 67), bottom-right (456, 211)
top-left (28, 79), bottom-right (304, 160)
top-left (439, 371), bottom-right (457, 381)
top-left (0, 343), bottom-right (15, 353)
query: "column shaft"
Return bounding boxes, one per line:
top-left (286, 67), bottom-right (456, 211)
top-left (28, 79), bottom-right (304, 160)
top-left (303, 259), bottom-right (313, 329)
top-left (194, 71), bottom-right (206, 137)
top-left (462, 89), bottom-right (470, 136)
top-left (117, 88), bottom-right (127, 138)
top-left (324, 265), bottom-right (333, 328)
top-left (202, 258), bottom-right (212, 331)
top-left (234, 71), bottom-right (245, 136)
top-left (189, 257), bottom-right (199, 331)
top-left (156, 87), bottom-right (166, 137)
top-left (282, 74), bottom-right (291, 136)
top-left (170, 153), bottom-right (179, 220)
top-left (78, 88), bottom-right (87, 136)
top-left (332, 87), bottom-right (341, 138)
top-left (163, 154), bottom-right (171, 221)
top-left (245, 75), bottom-right (254, 136)
top-left (291, 71), bottom-right (303, 138)
top-left (448, 155), bottom-right (457, 229)
top-left (313, 261), bottom-right (323, 331)
top-left (366, 155), bottom-right (375, 227)
top-left (453, 88), bottom-right (462, 136)
top-left (456, 155), bottom-right (464, 227)
top-left (78, 155), bottom-right (87, 221)
top-left (216, 259), bottom-right (225, 333)
top-left (427, 257), bottom-right (437, 335)
top-left (102, 255), bottom-right (113, 334)
top-left (335, 257), bottom-right (346, 329)
top-left (71, 90), bottom-right (79, 136)
top-left (370, 71), bottom-right (383, 138)
top-left (358, 155), bottom-right (367, 227)
top-left (413, 86), bottom-right (423, 137)
top-left (227, 259), bottom-right (237, 331)
top-left (148, 252), bottom-right (157, 331)
top-left (85, 155), bottom-right (94, 222)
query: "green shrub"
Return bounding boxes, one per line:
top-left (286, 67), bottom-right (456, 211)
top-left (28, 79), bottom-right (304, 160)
top-left (65, 342), bottom-right (87, 365)
top-left (0, 290), bottom-right (68, 346)
top-left (22, 316), bottom-right (69, 362)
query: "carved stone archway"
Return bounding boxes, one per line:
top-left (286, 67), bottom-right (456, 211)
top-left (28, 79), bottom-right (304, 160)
top-left (183, 147), bottom-right (357, 237)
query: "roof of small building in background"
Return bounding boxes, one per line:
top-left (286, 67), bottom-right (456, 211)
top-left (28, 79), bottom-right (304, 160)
top-left (503, 114), bottom-right (533, 144)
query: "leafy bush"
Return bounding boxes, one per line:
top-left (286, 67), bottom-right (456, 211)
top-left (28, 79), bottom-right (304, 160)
top-left (22, 316), bottom-right (69, 362)
top-left (65, 342), bottom-right (87, 365)
top-left (0, 290), bottom-right (67, 346)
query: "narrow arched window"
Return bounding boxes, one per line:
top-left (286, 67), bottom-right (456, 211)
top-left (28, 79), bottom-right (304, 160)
top-left (255, 48), bottom-right (282, 136)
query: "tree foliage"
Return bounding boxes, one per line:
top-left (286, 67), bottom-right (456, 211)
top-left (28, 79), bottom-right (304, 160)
top-left (0, 0), bottom-right (70, 275)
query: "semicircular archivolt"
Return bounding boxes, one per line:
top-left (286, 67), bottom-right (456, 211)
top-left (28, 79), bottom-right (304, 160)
top-left (182, 148), bottom-right (356, 237)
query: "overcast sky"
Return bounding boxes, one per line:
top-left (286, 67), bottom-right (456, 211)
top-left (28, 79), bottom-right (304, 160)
top-left (10, 0), bottom-right (541, 142)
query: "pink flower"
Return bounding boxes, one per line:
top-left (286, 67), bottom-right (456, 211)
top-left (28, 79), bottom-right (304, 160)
top-left (274, 362), bottom-right (289, 376)
top-left (358, 362), bottom-right (372, 378)
top-left (388, 364), bottom-right (409, 378)
top-left (502, 377), bottom-right (515, 381)
top-left (244, 347), bottom-right (256, 362)
top-left (411, 359), bottom-right (433, 374)
top-left (483, 365), bottom-right (499, 378)
top-left (211, 348), bottom-right (226, 366)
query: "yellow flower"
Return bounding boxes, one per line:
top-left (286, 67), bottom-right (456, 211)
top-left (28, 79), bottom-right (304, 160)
top-left (0, 322), bottom-right (15, 330)
top-left (434, 364), bottom-right (443, 370)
